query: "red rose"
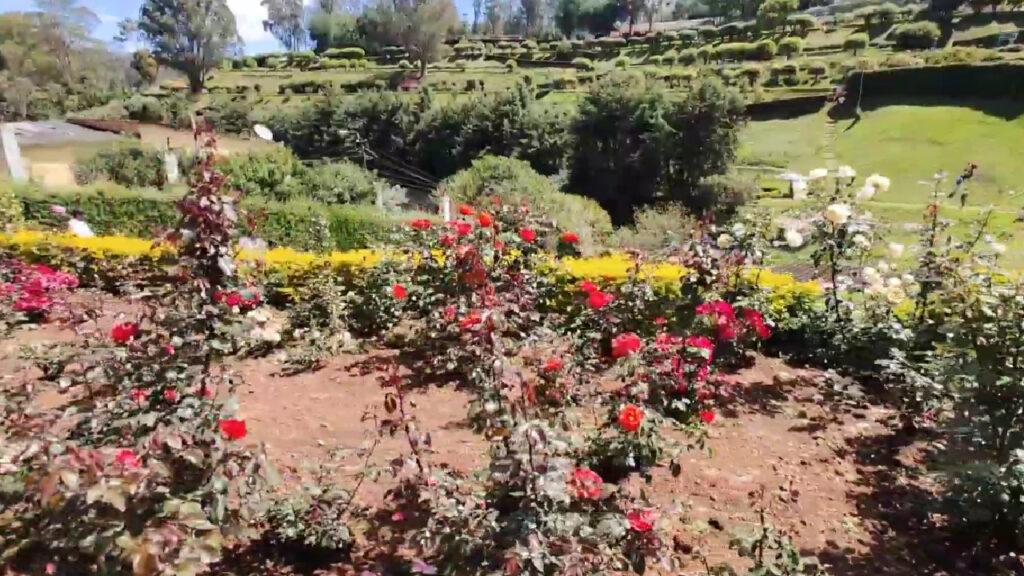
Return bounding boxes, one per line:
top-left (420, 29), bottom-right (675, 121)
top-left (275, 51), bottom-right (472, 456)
top-left (617, 403), bottom-right (644, 432)
top-left (627, 508), bottom-right (658, 532)
top-left (410, 219), bottom-right (432, 231)
top-left (477, 212), bottom-right (493, 227)
top-left (455, 221), bottom-right (473, 236)
top-left (224, 292), bottom-right (244, 307)
top-left (111, 322), bottom-right (139, 344)
top-left (219, 419), bottom-right (248, 441)
top-left (114, 449), bottom-right (141, 469)
top-left (561, 231), bottom-right (579, 244)
top-left (653, 316), bottom-right (667, 326)
top-left (129, 387), bottom-right (149, 403)
top-left (518, 227), bottom-right (536, 243)
top-left (741, 308), bottom-right (771, 340)
top-left (443, 304), bottom-right (457, 321)
top-left (391, 510), bottom-right (406, 522)
top-left (579, 280), bottom-right (599, 294)
top-left (13, 293), bottom-right (51, 313)
top-left (611, 332), bottom-right (642, 358)
top-left (392, 284), bottom-right (408, 299)
top-left (587, 290), bottom-right (614, 310)
top-left (458, 204), bottom-right (475, 216)
top-left (164, 344), bottom-right (176, 356)
top-left (163, 388), bottom-right (179, 402)
top-left (569, 467), bottom-right (604, 500)
top-left (696, 300), bottom-right (735, 320)
top-left (699, 409), bottom-right (716, 424)
top-left (439, 233), bottom-right (456, 247)
top-left (716, 322), bottom-right (738, 342)
top-left (542, 357), bottom-right (564, 373)
top-left (458, 311), bottom-right (483, 331)
top-left (654, 332), bottom-right (683, 351)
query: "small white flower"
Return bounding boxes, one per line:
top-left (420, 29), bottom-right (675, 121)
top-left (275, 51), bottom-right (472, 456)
top-left (991, 242), bottom-right (1007, 255)
top-left (853, 234), bottom-right (871, 250)
top-left (901, 273), bottom-right (916, 285)
top-left (824, 203), bottom-right (852, 225)
top-left (808, 168), bottom-right (829, 180)
top-left (863, 267), bottom-right (883, 288)
top-left (878, 260), bottom-right (891, 273)
top-left (886, 276), bottom-right (902, 288)
top-left (887, 242), bottom-right (905, 259)
top-left (865, 173), bottom-right (891, 193)
top-left (784, 229), bottom-right (804, 248)
top-left (886, 285), bottom-right (906, 304)
top-left (731, 223), bottom-right (746, 237)
top-left (717, 234), bottom-right (734, 249)
top-left (792, 178), bottom-right (809, 200)
top-left (855, 184), bottom-right (877, 201)
top-left (836, 165), bottom-right (857, 179)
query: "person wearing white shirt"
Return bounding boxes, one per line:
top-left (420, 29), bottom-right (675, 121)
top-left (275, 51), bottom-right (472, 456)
top-left (67, 210), bottom-right (95, 238)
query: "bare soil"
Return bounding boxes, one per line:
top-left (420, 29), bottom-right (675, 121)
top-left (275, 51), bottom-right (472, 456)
top-left (2, 293), bottom-right (969, 576)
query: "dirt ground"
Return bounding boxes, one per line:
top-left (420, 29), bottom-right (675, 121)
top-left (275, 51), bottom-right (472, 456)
top-left (1, 293), bottom-right (967, 576)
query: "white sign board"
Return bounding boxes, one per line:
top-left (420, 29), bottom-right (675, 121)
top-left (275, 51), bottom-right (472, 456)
top-left (1, 124), bottom-right (27, 182)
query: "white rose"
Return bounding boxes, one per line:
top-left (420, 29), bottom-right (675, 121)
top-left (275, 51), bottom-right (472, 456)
top-left (784, 229), bottom-right (804, 248)
top-left (731, 223), bottom-right (746, 237)
top-left (886, 285), bottom-right (906, 304)
top-left (887, 242), bottom-right (905, 259)
top-left (792, 179), bottom-right (809, 200)
top-left (863, 267), bottom-right (883, 287)
top-left (855, 184), bottom-right (877, 201)
top-left (853, 234), bottom-right (871, 250)
top-left (824, 203), bottom-right (852, 225)
top-left (865, 173), bottom-right (891, 193)
top-left (808, 168), bottom-right (828, 180)
top-left (717, 234), bottom-right (734, 249)
top-left (901, 273), bottom-right (916, 285)
top-left (878, 260), bottom-right (891, 273)
top-left (836, 165), bottom-right (856, 179)
top-left (887, 276), bottom-right (902, 288)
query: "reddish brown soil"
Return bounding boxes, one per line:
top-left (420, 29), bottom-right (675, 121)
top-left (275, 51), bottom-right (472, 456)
top-left (2, 294), bottom-right (957, 575)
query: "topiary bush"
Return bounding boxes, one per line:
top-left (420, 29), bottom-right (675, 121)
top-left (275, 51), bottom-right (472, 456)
top-left (322, 47), bottom-right (366, 59)
top-left (299, 161), bottom-right (387, 205)
top-left (124, 95), bottom-right (164, 123)
top-left (844, 32), bottom-right (870, 55)
top-left (443, 155), bottom-right (612, 252)
top-left (74, 145), bottom-right (168, 189)
top-left (398, 59), bottom-right (413, 70)
top-left (752, 39), bottom-right (777, 60)
top-left (505, 59), bottom-right (518, 72)
top-left (217, 147), bottom-right (307, 201)
top-left (787, 13), bottom-right (818, 37)
top-left (890, 21), bottom-right (941, 50)
top-left (572, 57), bottom-right (596, 71)
top-left (613, 56), bottom-right (630, 69)
top-left (778, 37), bottom-right (804, 59)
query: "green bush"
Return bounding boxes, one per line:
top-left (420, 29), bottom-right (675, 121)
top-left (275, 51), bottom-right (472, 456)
top-left (398, 59), bottom-right (413, 70)
top-left (922, 47), bottom-right (1001, 65)
top-left (845, 63), bottom-right (1024, 99)
top-left (299, 161), bottom-right (386, 205)
top-left (217, 147), bottom-right (306, 200)
top-left (204, 100), bottom-right (252, 134)
top-left (613, 56), bottom-right (630, 69)
top-left (678, 29), bottom-right (698, 45)
top-left (124, 95), bottom-right (164, 123)
top-left (844, 32), bottom-right (870, 54)
top-left (648, 55), bottom-right (664, 65)
top-left (505, 59), bottom-right (518, 72)
top-left (679, 48), bottom-right (698, 65)
top-left (662, 48), bottom-right (679, 64)
top-left (74, 145), bottom-right (167, 189)
top-left (443, 156), bottom-right (612, 252)
top-left (778, 37), bottom-right (804, 59)
top-left (717, 42), bottom-right (752, 61)
top-left (12, 183), bottom-right (411, 250)
top-left (787, 13), bottom-right (818, 36)
top-left (614, 203), bottom-right (697, 251)
top-left (0, 180), bottom-right (22, 232)
top-left (883, 52), bottom-right (924, 68)
top-left (572, 57), bottom-right (596, 71)
top-left (243, 57), bottom-right (257, 69)
top-left (807, 59), bottom-right (829, 79)
top-left (752, 39), bottom-right (777, 60)
top-left (322, 47), bottom-right (366, 59)
top-left (686, 173), bottom-right (757, 217)
top-left (890, 21), bottom-right (941, 50)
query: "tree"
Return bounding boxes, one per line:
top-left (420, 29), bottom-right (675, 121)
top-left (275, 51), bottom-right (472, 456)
top-left (843, 32), bottom-right (869, 54)
top-left (121, 0), bottom-right (240, 94)
top-left (262, 0), bottom-right (307, 51)
top-left (622, 0), bottom-right (646, 35)
top-left (473, 0), bottom-right (484, 32)
top-left (777, 36), bottom-right (804, 58)
top-left (521, 0), bottom-right (544, 34)
top-left (580, 0), bottom-right (619, 34)
top-left (34, 0), bottom-right (101, 85)
top-left (485, 0), bottom-right (507, 33)
top-left (131, 49), bottom-right (160, 85)
top-left (0, 74), bottom-right (36, 119)
top-left (757, 0), bottom-right (798, 30)
top-left (308, 11), bottom-right (361, 52)
top-left (556, 0), bottom-right (582, 36)
top-left (362, 0), bottom-right (459, 78)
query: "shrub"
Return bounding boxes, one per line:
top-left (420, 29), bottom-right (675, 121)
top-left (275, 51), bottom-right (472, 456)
top-left (788, 13), bottom-right (818, 36)
top-left (554, 40), bottom-right (573, 59)
top-left (686, 173), bottom-right (757, 217)
top-left (505, 59), bottom-right (518, 72)
top-left (752, 39), bottom-right (778, 60)
top-left (443, 155), bottom-right (612, 251)
top-left (679, 48), bottom-right (698, 65)
top-left (698, 25), bottom-right (718, 42)
top-left (806, 59), bottom-right (829, 79)
top-left (697, 45), bottom-right (712, 63)
top-left (613, 56), bottom-right (630, 69)
top-left (882, 52), bottom-right (924, 68)
top-left (614, 203), bottom-right (697, 251)
top-left (890, 21), bottom-right (942, 50)
top-left (778, 36), bottom-right (804, 59)
top-left (648, 55), bottom-right (664, 65)
top-left (299, 161), bottom-right (386, 205)
top-left (739, 64), bottom-right (765, 86)
top-left (398, 59), bottom-right (413, 70)
top-left (678, 29), bottom-right (698, 45)
top-left (717, 42), bottom-right (752, 61)
top-left (572, 57), bottom-right (596, 71)
top-left (845, 62), bottom-right (1024, 99)
top-left (662, 48), bottom-right (679, 64)
top-left (205, 99), bottom-right (252, 134)
top-left (0, 180), bottom-right (22, 231)
top-left (322, 47), bottom-right (366, 59)
top-left (124, 95), bottom-right (164, 123)
top-left (74, 145), bottom-right (167, 189)
top-left (844, 32), bottom-right (870, 54)
top-left (217, 147), bottom-right (307, 200)
top-left (244, 57), bottom-right (257, 68)
top-left (922, 47), bottom-right (1001, 65)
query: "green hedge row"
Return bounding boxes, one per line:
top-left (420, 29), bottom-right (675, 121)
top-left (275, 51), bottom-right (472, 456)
top-left (845, 62), bottom-right (1024, 99)
top-left (12, 184), bottom-right (425, 251)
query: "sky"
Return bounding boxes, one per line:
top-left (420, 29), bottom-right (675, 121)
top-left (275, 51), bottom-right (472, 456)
top-left (0, 0), bottom-right (477, 55)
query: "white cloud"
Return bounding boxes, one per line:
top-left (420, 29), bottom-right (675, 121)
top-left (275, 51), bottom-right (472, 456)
top-left (226, 0), bottom-right (274, 47)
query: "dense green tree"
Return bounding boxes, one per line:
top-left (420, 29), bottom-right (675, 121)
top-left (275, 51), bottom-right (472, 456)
top-left (34, 0), bottom-right (100, 85)
top-left (308, 12), bottom-right (362, 52)
top-left (757, 0), bottom-right (798, 30)
top-left (130, 49), bottom-right (159, 86)
top-left (556, 0), bottom-right (582, 36)
top-left (567, 74), bottom-right (744, 223)
top-left (121, 0), bottom-right (240, 93)
top-left (362, 0), bottom-right (459, 77)
top-left (580, 0), bottom-right (619, 34)
top-left (262, 0), bottom-right (307, 51)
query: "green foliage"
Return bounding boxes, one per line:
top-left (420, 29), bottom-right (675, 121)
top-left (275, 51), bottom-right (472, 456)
top-left (844, 32), bottom-right (870, 54)
top-left (787, 13), bottom-right (818, 36)
top-left (217, 147), bottom-right (307, 200)
top-left (308, 11), bottom-right (362, 53)
top-left (243, 57), bottom-right (257, 68)
top-left (321, 46), bottom-right (366, 59)
top-left (753, 39), bottom-right (778, 60)
top-left (398, 59), bottom-right (413, 69)
top-left (572, 56), bottom-right (597, 71)
top-left (614, 203), bottom-right (697, 251)
top-left (758, 0), bottom-right (799, 29)
top-left (204, 99), bottom-right (252, 134)
top-left (443, 155), bottom-right (613, 251)
top-left (361, 0), bottom-right (460, 74)
top-left (567, 74), bottom-right (745, 224)
top-left (124, 94), bottom-right (164, 122)
top-left (613, 55), bottom-right (630, 69)
top-left (845, 62), bottom-right (1024, 99)
top-left (778, 36), bottom-right (804, 59)
top-left (127, 0), bottom-right (240, 93)
top-left (130, 49), bottom-right (159, 85)
top-left (0, 181), bottom-right (22, 232)
top-left (299, 161), bottom-right (386, 205)
top-left (504, 58), bottom-right (518, 72)
top-left (73, 145), bottom-right (167, 189)
top-left (890, 21), bottom-right (942, 50)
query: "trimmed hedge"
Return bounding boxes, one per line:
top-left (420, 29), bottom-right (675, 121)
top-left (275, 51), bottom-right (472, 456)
top-left (11, 183), bottom-right (420, 251)
top-left (844, 63), bottom-right (1024, 100)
